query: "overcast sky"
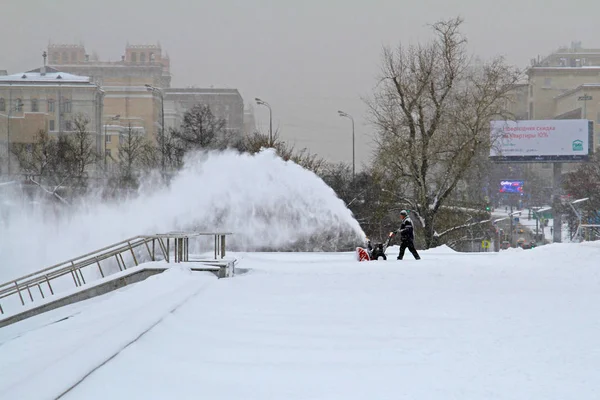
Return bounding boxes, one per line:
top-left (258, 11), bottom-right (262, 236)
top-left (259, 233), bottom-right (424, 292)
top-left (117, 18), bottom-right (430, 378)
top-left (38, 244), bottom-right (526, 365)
top-left (1, 0), bottom-right (598, 167)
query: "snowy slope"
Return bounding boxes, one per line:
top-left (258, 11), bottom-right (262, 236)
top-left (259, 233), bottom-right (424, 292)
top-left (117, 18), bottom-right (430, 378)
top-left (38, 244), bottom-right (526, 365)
top-left (1, 244), bottom-right (600, 400)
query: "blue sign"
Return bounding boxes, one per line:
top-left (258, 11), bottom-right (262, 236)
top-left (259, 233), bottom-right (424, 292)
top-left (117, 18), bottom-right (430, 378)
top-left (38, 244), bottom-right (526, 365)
top-left (500, 180), bottom-right (524, 194)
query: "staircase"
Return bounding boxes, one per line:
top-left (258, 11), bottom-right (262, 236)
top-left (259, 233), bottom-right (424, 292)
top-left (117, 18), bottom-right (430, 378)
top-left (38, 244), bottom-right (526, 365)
top-left (0, 231), bottom-right (235, 326)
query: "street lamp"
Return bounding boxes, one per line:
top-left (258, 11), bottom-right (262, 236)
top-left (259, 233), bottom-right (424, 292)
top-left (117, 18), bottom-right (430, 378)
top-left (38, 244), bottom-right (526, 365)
top-left (337, 110), bottom-right (355, 181)
top-left (104, 115), bottom-right (120, 169)
top-left (569, 197), bottom-right (589, 241)
top-left (255, 98), bottom-right (272, 145)
top-left (146, 84), bottom-right (165, 173)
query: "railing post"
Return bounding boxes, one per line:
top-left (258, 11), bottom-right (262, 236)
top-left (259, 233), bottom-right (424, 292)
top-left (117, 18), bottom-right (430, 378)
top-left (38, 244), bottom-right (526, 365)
top-left (128, 241), bottom-right (138, 266)
top-left (45, 275), bottom-right (54, 295)
top-left (119, 253), bottom-right (127, 270)
top-left (26, 285), bottom-right (34, 302)
top-left (221, 235), bottom-right (226, 258)
top-left (14, 282), bottom-right (25, 306)
top-left (144, 239), bottom-right (153, 261)
top-left (37, 284), bottom-right (45, 299)
top-left (95, 257), bottom-right (105, 278)
top-left (214, 235), bottom-right (218, 259)
top-left (71, 270), bottom-right (80, 287)
top-left (0, 303), bottom-right (3, 314)
top-left (115, 254), bottom-right (123, 271)
top-left (78, 268), bottom-right (86, 285)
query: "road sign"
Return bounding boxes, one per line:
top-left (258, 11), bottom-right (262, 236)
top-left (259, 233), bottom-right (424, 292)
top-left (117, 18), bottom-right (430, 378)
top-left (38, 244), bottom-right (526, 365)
top-left (578, 95), bottom-right (593, 101)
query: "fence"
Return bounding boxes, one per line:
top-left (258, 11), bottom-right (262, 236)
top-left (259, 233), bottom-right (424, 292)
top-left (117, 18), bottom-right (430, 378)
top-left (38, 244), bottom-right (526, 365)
top-left (0, 232), bottom-right (232, 315)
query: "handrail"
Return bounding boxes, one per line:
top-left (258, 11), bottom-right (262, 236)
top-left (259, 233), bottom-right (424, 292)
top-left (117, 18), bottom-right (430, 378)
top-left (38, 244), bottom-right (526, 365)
top-left (0, 232), bottom-right (233, 315)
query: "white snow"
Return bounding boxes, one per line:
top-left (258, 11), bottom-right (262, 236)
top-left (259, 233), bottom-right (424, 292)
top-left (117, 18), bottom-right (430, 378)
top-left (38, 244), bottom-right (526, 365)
top-left (0, 149), bottom-right (364, 281)
top-left (2, 243), bottom-right (600, 399)
top-left (0, 71), bottom-right (90, 83)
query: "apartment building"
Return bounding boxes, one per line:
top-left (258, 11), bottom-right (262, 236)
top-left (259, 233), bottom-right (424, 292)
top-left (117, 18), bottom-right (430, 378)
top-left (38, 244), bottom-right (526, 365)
top-left (0, 65), bottom-right (103, 173)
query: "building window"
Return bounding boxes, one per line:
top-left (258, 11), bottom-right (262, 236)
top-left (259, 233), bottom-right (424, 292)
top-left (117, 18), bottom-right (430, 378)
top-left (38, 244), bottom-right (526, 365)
top-left (15, 98), bottom-right (23, 112)
top-left (131, 52), bottom-right (137, 62)
top-left (0, 98), bottom-right (4, 112)
top-left (31, 98), bottom-right (39, 112)
top-left (52, 52), bottom-right (59, 64)
top-left (62, 52), bottom-right (68, 63)
top-left (60, 98), bottom-right (72, 113)
top-left (49, 120), bottom-right (55, 131)
top-left (543, 78), bottom-right (552, 88)
top-left (105, 149), bottom-right (111, 157)
top-left (71, 52), bottom-right (77, 63)
top-left (597, 112), bottom-right (600, 124)
top-left (48, 99), bottom-right (55, 112)
top-left (140, 52), bottom-right (146, 63)
top-left (65, 120), bottom-right (72, 131)
top-left (106, 134), bottom-right (111, 143)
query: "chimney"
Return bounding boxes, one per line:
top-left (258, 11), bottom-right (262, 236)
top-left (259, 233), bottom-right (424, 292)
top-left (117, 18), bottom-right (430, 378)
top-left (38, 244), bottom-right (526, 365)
top-left (41, 51), bottom-right (47, 76)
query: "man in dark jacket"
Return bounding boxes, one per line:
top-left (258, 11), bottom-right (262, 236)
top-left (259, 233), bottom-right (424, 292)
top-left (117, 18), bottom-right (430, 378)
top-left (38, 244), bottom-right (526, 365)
top-left (396, 210), bottom-right (421, 260)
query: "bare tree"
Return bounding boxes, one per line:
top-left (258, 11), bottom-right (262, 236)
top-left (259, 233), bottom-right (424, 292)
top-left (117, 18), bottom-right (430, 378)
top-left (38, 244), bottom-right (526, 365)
top-left (367, 17), bottom-right (521, 248)
top-left (244, 129), bottom-right (326, 174)
top-left (171, 104), bottom-right (227, 150)
top-left (113, 124), bottom-right (152, 190)
top-left (69, 114), bottom-right (99, 191)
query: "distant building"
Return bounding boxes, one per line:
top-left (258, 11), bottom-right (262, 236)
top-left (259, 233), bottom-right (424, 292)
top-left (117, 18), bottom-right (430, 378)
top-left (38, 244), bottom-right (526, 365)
top-left (47, 43), bottom-right (171, 162)
top-left (164, 88), bottom-right (244, 135)
top-left (0, 65), bottom-right (104, 172)
top-left (512, 41), bottom-right (600, 180)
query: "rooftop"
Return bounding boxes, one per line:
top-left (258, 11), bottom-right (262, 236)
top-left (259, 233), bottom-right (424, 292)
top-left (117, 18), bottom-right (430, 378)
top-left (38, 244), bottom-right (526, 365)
top-left (0, 68), bottom-right (91, 84)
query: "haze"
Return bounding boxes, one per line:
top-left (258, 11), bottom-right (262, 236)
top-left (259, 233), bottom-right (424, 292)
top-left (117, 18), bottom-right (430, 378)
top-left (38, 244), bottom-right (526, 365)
top-left (1, 0), bottom-right (597, 166)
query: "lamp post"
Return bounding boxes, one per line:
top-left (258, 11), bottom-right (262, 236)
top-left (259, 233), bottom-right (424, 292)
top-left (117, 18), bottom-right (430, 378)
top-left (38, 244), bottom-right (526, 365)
top-left (104, 115), bottom-right (120, 169)
top-left (145, 84), bottom-right (165, 173)
top-left (569, 197), bottom-right (589, 241)
top-left (337, 110), bottom-right (355, 181)
top-left (255, 98), bottom-right (272, 145)
top-left (6, 84), bottom-right (12, 175)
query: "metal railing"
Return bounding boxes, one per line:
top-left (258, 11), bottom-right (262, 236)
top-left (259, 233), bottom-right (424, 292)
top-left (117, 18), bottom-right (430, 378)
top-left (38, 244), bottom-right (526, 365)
top-left (0, 232), bottom-right (232, 315)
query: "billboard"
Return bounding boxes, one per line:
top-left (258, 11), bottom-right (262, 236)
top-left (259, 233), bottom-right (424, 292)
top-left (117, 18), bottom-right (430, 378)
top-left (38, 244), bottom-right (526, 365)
top-left (490, 119), bottom-right (593, 163)
top-left (499, 180), bottom-right (523, 194)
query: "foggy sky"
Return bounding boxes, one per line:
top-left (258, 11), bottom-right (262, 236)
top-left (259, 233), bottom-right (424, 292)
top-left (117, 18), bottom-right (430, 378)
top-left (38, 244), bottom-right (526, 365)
top-left (1, 0), bottom-right (598, 167)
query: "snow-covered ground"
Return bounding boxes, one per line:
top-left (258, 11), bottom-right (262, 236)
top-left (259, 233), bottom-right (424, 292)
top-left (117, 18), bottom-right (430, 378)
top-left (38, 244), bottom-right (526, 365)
top-left (2, 243), bottom-right (600, 400)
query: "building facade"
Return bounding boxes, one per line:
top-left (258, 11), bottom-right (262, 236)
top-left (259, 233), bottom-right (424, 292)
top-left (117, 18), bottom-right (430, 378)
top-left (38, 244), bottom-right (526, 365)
top-left (47, 43), bottom-right (170, 162)
top-left (163, 88), bottom-right (245, 135)
top-left (0, 66), bottom-right (103, 173)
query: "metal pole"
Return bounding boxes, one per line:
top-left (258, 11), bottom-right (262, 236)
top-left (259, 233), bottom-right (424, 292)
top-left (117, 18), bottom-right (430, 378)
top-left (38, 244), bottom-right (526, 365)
top-left (510, 205), bottom-right (513, 247)
top-left (351, 116), bottom-right (355, 181)
top-left (338, 111), bottom-right (355, 181)
top-left (268, 104), bottom-right (272, 145)
top-left (7, 85), bottom-right (11, 175)
top-left (160, 90), bottom-right (165, 173)
top-left (104, 122), bottom-right (107, 169)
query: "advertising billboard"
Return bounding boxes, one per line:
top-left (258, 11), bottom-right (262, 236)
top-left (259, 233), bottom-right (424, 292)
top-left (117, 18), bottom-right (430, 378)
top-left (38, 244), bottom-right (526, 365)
top-left (490, 119), bottom-right (593, 163)
top-left (499, 180), bottom-right (524, 194)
